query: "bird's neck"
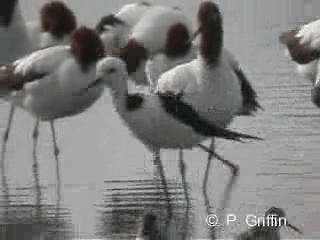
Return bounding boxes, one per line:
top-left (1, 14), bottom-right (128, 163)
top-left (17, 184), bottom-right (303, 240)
top-left (200, 24), bottom-right (223, 64)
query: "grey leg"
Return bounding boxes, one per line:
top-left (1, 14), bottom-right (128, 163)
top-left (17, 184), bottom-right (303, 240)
top-left (1, 104), bottom-right (15, 161)
top-left (32, 119), bottom-right (42, 218)
top-left (217, 173), bottom-right (238, 234)
top-left (203, 139), bottom-right (215, 194)
top-left (50, 121), bottom-right (62, 215)
top-left (153, 150), bottom-right (172, 218)
top-left (32, 119), bottom-right (40, 156)
top-left (50, 121), bottom-right (60, 159)
top-left (178, 149), bottom-right (190, 206)
top-left (198, 143), bottom-right (239, 176)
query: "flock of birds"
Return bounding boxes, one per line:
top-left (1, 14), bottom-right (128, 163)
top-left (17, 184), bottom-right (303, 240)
top-left (0, 0), bottom-right (317, 239)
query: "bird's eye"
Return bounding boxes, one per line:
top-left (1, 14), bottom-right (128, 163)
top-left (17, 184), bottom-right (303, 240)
top-left (108, 68), bottom-right (116, 74)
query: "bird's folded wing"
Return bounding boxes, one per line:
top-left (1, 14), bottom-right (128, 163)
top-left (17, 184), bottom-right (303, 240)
top-left (234, 67), bottom-right (262, 115)
top-left (0, 46), bottom-right (71, 91)
top-left (223, 49), bottom-right (262, 115)
top-left (158, 92), bottom-right (262, 141)
top-left (155, 63), bottom-right (194, 94)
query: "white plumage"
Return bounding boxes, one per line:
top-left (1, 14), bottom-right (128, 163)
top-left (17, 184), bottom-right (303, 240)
top-left (80, 56), bottom-right (260, 205)
top-left (97, 2), bottom-right (151, 49)
top-left (146, 44), bottom-right (197, 88)
top-left (296, 19), bottom-right (320, 49)
top-left (116, 2), bottom-right (151, 27)
top-left (130, 6), bottom-right (192, 56)
top-left (0, 26), bottom-right (106, 162)
top-left (5, 46), bottom-right (104, 121)
top-left (155, 52), bottom-right (242, 128)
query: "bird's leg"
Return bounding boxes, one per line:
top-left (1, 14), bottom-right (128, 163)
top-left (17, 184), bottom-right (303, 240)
top-left (198, 144), bottom-right (239, 176)
top-left (32, 119), bottom-right (40, 157)
top-left (50, 121), bottom-right (62, 215)
top-left (1, 104), bottom-right (15, 162)
top-left (50, 121), bottom-right (60, 159)
top-left (153, 150), bottom-right (172, 218)
top-left (203, 139), bottom-right (215, 195)
top-left (178, 149), bottom-right (190, 206)
top-left (216, 172), bottom-right (238, 237)
top-left (201, 141), bottom-right (216, 239)
top-left (32, 119), bottom-right (42, 219)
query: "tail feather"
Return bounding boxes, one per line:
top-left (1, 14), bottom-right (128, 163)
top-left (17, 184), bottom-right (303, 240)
top-left (235, 67), bottom-right (263, 115)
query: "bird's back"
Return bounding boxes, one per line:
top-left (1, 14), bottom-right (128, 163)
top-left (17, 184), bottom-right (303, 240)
top-left (156, 57), bottom-right (242, 127)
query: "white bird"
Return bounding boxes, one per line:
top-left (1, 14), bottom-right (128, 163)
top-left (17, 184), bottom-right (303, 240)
top-left (114, 2), bottom-right (261, 197)
top-left (154, 1), bottom-right (261, 183)
top-left (96, 2), bottom-right (155, 87)
top-left (115, 2), bottom-right (260, 116)
top-left (280, 19), bottom-right (320, 107)
top-left (236, 207), bottom-right (303, 240)
top-left (0, 0), bottom-right (78, 161)
top-left (111, 4), bottom-right (193, 86)
top-left (78, 56), bottom-right (262, 205)
top-left (96, 2), bottom-right (153, 49)
top-left (0, 26), bottom-right (105, 161)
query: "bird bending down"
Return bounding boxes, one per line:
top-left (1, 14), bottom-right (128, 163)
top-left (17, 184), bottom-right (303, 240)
top-left (96, 2), bottom-right (153, 49)
top-left (280, 19), bottom-right (320, 107)
top-left (78, 56), bottom-right (262, 207)
top-left (236, 207), bottom-right (303, 240)
top-left (0, 26), bottom-right (105, 163)
top-left (0, 0), bottom-right (78, 164)
top-left (114, 4), bottom-right (193, 86)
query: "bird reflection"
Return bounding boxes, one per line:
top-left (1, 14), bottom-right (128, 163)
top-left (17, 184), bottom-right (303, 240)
top-left (0, 139), bottom-right (71, 240)
top-left (202, 153), bottom-right (239, 240)
top-left (97, 177), bottom-right (193, 239)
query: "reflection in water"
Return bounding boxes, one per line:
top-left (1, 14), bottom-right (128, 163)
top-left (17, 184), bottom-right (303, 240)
top-left (203, 153), bottom-right (239, 240)
top-left (0, 141), bottom-right (71, 240)
top-left (97, 178), bottom-right (192, 239)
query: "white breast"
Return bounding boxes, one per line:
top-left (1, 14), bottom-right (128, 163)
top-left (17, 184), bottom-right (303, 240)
top-left (17, 59), bottom-right (103, 120)
top-left (120, 95), bottom-right (205, 149)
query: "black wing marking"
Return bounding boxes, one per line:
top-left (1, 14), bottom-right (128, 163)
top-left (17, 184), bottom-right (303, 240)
top-left (125, 93), bottom-right (144, 111)
top-left (279, 29), bottom-right (320, 64)
top-left (235, 67), bottom-right (263, 116)
top-left (139, 2), bottom-right (152, 6)
top-left (158, 92), bottom-right (263, 141)
top-left (0, 64), bottom-right (48, 91)
top-left (95, 14), bottom-right (126, 33)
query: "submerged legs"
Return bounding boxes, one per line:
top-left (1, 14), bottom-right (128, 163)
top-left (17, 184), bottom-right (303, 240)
top-left (153, 149), bottom-right (172, 218)
top-left (1, 104), bottom-right (15, 162)
top-left (178, 149), bottom-right (190, 206)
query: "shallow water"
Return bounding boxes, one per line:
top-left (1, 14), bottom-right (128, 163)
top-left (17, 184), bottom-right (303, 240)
top-left (1, 0), bottom-right (320, 239)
